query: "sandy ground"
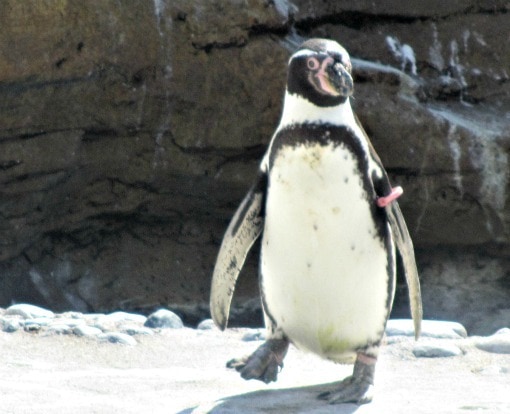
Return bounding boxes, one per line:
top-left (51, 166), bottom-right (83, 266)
top-left (1, 327), bottom-right (509, 414)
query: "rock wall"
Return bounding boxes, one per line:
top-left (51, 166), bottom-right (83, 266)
top-left (0, 1), bottom-right (508, 334)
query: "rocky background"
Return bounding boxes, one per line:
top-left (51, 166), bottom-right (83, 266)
top-left (0, 1), bottom-right (508, 335)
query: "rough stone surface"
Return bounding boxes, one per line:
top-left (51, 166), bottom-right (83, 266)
top-left (0, 1), bottom-right (508, 335)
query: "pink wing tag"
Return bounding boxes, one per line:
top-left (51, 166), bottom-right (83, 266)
top-left (376, 186), bottom-right (403, 208)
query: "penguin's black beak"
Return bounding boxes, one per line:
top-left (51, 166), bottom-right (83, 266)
top-left (308, 55), bottom-right (353, 98)
top-left (328, 60), bottom-right (354, 97)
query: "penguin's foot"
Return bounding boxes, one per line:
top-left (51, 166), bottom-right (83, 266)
top-left (226, 337), bottom-right (289, 384)
top-left (318, 352), bottom-right (376, 405)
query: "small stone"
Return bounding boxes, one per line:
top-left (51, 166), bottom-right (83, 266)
top-left (73, 325), bottom-right (103, 337)
top-left (23, 323), bottom-right (42, 333)
top-left (97, 332), bottom-right (137, 346)
top-left (45, 324), bottom-right (73, 335)
top-left (242, 329), bottom-right (266, 342)
top-left (144, 309), bottom-right (183, 329)
top-left (197, 319), bottom-right (217, 330)
top-left (22, 318), bottom-right (51, 327)
top-left (386, 319), bottom-right (467, 339)
top-left (2, 319), bottom-right (21, 333)
top-left (5, 304), bottom-right (54, 319)
top-left (474, 332), bottom-right (510, 354)
top-left (412, 343), bottom-right (463, 358)
top-left (120, 324), bottom-right (154, 336)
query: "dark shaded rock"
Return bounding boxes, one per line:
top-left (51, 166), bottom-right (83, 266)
top-left (0, 1), bottom-right (508, 335)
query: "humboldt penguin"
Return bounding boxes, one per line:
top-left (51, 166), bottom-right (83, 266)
top-left (210, 38), bottom-right (422, 404)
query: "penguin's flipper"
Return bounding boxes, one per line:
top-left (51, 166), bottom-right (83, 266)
top-left (210, 173), bottom-right (266, 330)
top-left (387, 201), bottom-right (423, 339)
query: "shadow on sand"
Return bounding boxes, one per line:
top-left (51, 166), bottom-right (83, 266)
top-left (177, 381), bottom-right (364, 414)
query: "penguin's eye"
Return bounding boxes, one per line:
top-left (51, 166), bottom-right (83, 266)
top-left (306, 57), bottom-right (320, 70)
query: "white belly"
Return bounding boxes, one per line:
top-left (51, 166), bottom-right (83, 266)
top-left (261, 143), bottom-right (394, 362)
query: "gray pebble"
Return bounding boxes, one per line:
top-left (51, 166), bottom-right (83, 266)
top-left (5, 304), bottom-right (54, 319)
top-left (23, 323), bottom-right (42, 333)
top-left (98, 332), bottom-right (137, 346)
top-left (413, 343), bottom-right (463, 358)
top-left (242, 329), bottom-right (266, 342)
top-left (120, 324), bottom-right (154, 336)
top-left (474, 332), bottom-right (510, 354)
top-left (22, 318), bottom-right (51, 327)
top-left (144, 309), bottom-right (183, 329)
top-left (386, 319), bottom-right (467, 339)
top-left (197, 319), bottom-right (217, 330)
top-left (2, 319), bottom-right (21, 333)
top-left (73, 325), bottom-right (103, 338)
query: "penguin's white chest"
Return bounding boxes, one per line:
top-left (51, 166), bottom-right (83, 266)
top-left (261, 142), bottom-right (394, 362)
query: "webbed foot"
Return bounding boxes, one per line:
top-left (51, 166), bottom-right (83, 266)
top-left (226, 337), bottom-right (289, 384)
top-left (318, 352), bottom-right (376, 405)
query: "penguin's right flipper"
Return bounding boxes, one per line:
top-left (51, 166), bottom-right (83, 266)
top-left (210, 172), bottom-right (267, 330)
top-left (387, 201), bottom-right (423, 339)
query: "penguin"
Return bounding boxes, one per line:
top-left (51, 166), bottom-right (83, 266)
top-left (210, 38), bottom-right (422, 405)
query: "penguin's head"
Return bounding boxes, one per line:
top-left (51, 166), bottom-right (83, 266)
top-left (287, 38), bottom-right (353, 107)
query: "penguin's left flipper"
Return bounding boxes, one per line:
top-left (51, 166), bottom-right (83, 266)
top-left (210, 172), bottom-right (267, 330)
top-left (387, 201), bottom-right (423, 339)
